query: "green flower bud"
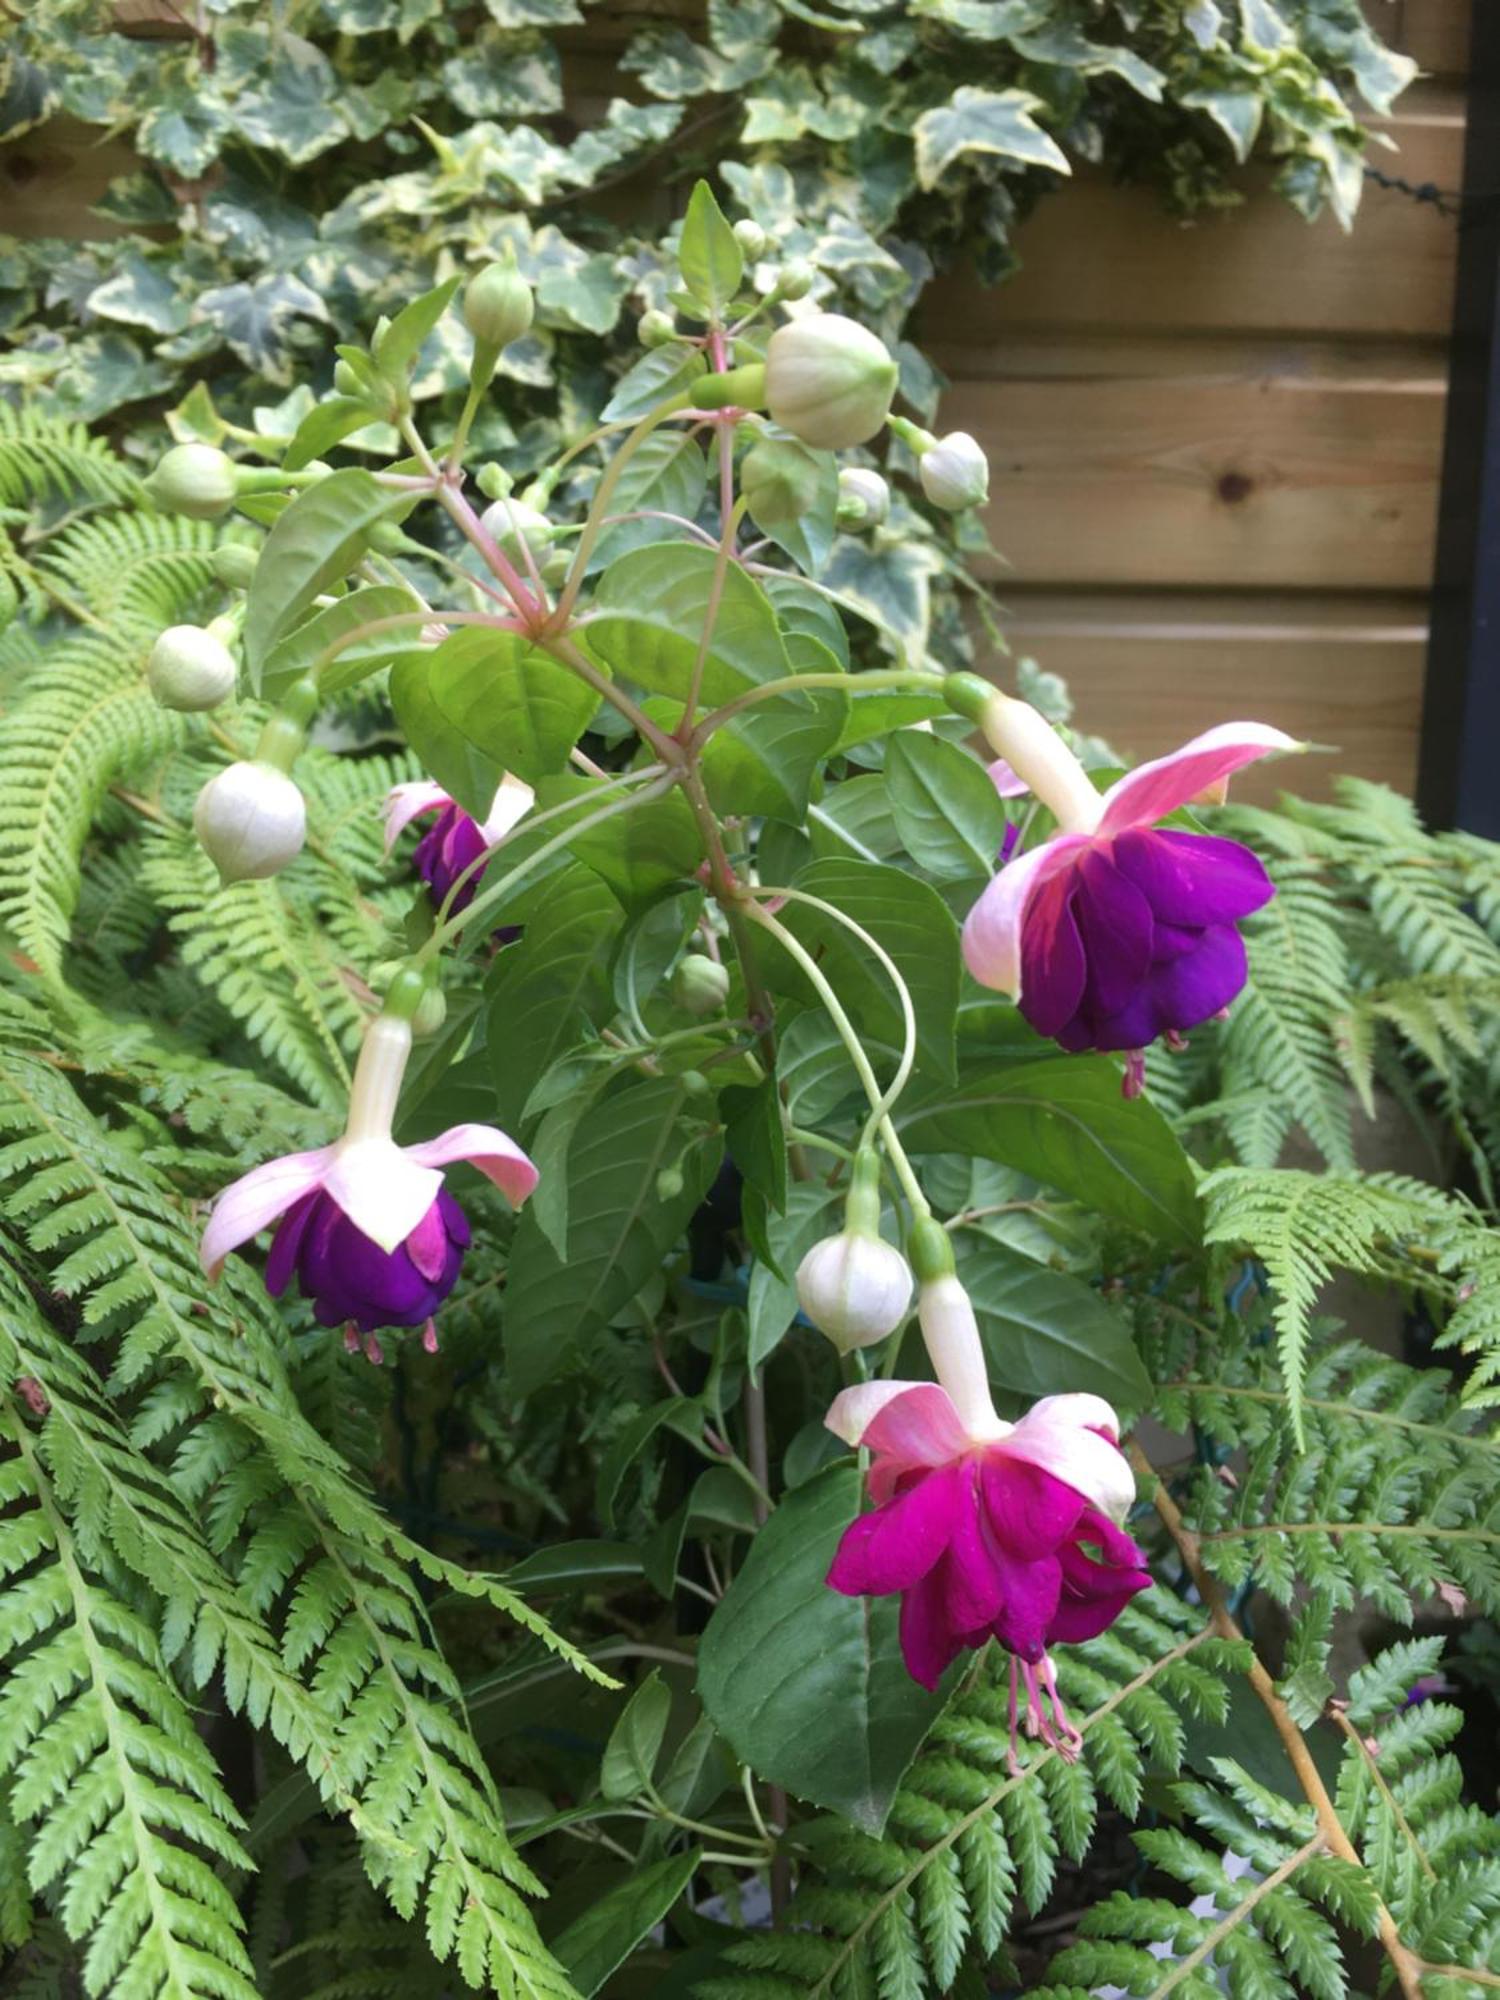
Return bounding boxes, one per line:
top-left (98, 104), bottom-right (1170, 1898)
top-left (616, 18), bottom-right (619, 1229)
top-left (764, 313), bottom-right (898, 450)
top-left (919, 430), bottom-right (990, 511)
top-left (144, 443), bottom-right (237, 521)
top-left (147, 622), bottom-right (238, 712)
top-left (193, 762), bottom-right (306, 884)
top-left (777, 259), bottom-right (815, 302)
top-left (680, 1068), bottom-right (712, 1098)
top-left (836, 466), bottom-right (890, 530)
top-left (672, 954), bottom-right (731, 1016)
top-left (464, 257), bottom-right (534, 352)
top-left (639, 308), bottom-right (677, 348)
top-left (733, 218), bottom-right (768, 261)
top-left (656, 1166), bottom-right (686, 1201)
top-left (211, 544), bottom-right (260, 590)
top-left (411, 983), bottom-right (448, 1039)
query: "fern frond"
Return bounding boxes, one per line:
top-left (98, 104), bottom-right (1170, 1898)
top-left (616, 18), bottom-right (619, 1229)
top-left (0, 1390), bottom-right (259, 2000)
top-left (34, 508), bottom-right (217, 634)
top-left (0, 401), bottom-right (139, 508)
top-left (698, 1594), bottom-right (1242, 1999)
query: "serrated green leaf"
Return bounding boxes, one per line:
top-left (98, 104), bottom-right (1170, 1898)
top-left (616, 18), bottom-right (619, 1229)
top-left (425, 626), bottom-right (599, 785)
top-left (244, 469), bottom-right (410, 679)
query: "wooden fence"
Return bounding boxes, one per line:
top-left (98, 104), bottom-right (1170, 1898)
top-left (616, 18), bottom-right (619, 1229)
top-left (920, 0), bottom-right (1471, 802)
top-left (5, 0), bottom-right (1470, 803)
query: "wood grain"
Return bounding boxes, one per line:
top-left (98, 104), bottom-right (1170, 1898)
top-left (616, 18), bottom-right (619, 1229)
top-left (976, 591), bottom-right (1427, 801)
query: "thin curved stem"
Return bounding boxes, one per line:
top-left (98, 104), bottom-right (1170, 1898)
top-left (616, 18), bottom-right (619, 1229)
top-left (681, 490), bottom-right (747, 728)
top-left (751, 883), bottom-right (917, 1146)
top-left (691, 667), bottom-right (938, 747)
top-left (554, 398), bottom-right (691, 623)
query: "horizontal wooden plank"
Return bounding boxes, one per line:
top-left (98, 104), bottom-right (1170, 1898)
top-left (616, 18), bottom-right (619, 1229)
top-left (1371, 0), bottom-right (1471, 76)
top-left (922, 98), bottom-right (1463, 341)
top-left (977, 591), bottom-right (1425, 801)
top-left (2, 123), bottom-right (139, 241)
top-left (941, 352), bottom-right (1445, 592)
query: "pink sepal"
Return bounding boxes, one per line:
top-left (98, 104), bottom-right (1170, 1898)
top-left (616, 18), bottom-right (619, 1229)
top-left (382, 781), bottom-right (451, 853)
top-left (1001, 1395), bottom-right (1137, 1524)
top-left (960, 833), bottom-right (1092, 998)
top-left (479, 775), bottom-right (536, 844)
top-left (199, 1145), bottom-right (337, 1278)
top-left (323, 1139), bottom-right (444, 1255)
top-left (987, 757), bottom-right (1029, 799)
top-left (405, 1123), bottom-right (539, 1210)
top-left (1097, 722), bottom-right (1299, 837)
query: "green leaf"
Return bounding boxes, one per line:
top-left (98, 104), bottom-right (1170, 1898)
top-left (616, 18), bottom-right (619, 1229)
top-left (502, 1541), bottom-right (645, 1592)
top-left (504, 1078), bottom-right (723, 1392)
top-left (425, 627), bottom-right (598, 785)
top-left (389, 651), bottom-right (505, 822)
top-left (372, 273), bottom-right (462, 381)
top-left (485, 864), bottom-right (624, 1128)
top-left (885, 730), bottom-right (1006, 881)
top-left (244, 469), bottom-right (410, 680)
top-left (913, 86), bottom-right (1071, 190)
top-left (552, 1849), bottom-right (700, 1996)
top-left (585, 542), bottom-right (790, 707)
top-left (678, 179), bottom-right (744, 313)
top-left (899, 1058), bottom-right (1201, 1246)
top-left (596, 1398), bottom-right (694, 1528)
top-left (600, 1670), bottom-right (672, 1799)
top-left (722, 1077), bottom-right (788, 1215)
top-left (952, 1237), bottom-right (1152, 1407)
top-left (600, 342), bottom-right (708, 423)
top-left (529, 775), bottom-right (702, 907)
top-left (775, 856), bottom-right (964, 1082)
top-left (260, 584), bottom-right (426, 703)
top-left (283, 393), bottom-right (382, 471)
top-left (699, 680), bottom-right (847, 822)
top-left (698, 1465), bottom-right (946, 1832)
top-left (591, 430), bottom-right (708, 565)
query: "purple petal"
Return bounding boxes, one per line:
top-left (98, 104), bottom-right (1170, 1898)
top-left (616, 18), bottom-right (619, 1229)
top-left (1072, 849), bottom-right (1153, 1019)
top-left (1047, 1509), bottom-right (1151, 1643)
top-left (898, 1565), bottom-right (967, 1691)
top-left (1113, 828), bottom-right (1274, 927)
top-left (986, 1550), bottom-right (1063, 1663)
top-left (1151, 923), bottom-right (1248, 1031)
top-left (265, 1190), bottom-right (319, 1298)
top-left (1018, 867), bottom-right (1087, 1038)
top-left (980, 1455), bottom-right (1088, 1562)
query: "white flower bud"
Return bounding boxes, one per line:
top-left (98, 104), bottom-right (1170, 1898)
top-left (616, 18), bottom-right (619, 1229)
top-left (836, 467), bottom-right (890, 530)
top-left (733, 218), bottom-right (769, 260)
top-left (193, 762), bottom-right (306, 884)
top-left (919, 430), bottom-right (990, 511)
top-left (764, 313), bottom-right (897, 449)
top-left (797, 1230), bottom-right (914, 1352)
top-left (147, 623), bottom-right (238, 712)
top-left (464, 258), bottom-right (534, 351)
top-left (145, 443), bottom-right (237, 521)
top-left (639, 308), bottom-right (677, 348)
top-left (479, 496), bottom-right (554, 563)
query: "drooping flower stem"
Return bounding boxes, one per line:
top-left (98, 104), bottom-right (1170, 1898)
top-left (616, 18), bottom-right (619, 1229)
top-left (554, 396), bottom-right (694, 623)
top-left (343, 1013), bottom-right (414, 1144)
top-left (945, 672), bottom-right (1102, 834)
top-left (690, 667), bottom-right (939, 748)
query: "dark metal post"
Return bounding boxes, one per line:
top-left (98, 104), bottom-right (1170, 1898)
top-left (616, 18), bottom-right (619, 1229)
top-left (1420, 0), bottom-right (1500, 836)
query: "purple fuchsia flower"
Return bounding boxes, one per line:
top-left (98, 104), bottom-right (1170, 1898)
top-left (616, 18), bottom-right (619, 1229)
top-left (954, 687), bottom-right (1297, 1093)
top-left (200, 1010), bottom-right (536, 1359)
top-left (383, 777), bottom-right (534, 913)
top-left (825, 1245), bottom-right (1149, 1761)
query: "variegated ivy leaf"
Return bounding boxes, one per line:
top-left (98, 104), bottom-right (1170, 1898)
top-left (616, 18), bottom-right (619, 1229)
top-left (87, 252), bottom-right (193, 337)
top-left (441, 33), bottom-right (563, 120)
top-left (913, 85), bottom-right (1071, 190)
top-left (138, 87), bottom-right (232, 177)
top-left (823, 530), bottom-right (941, 660)
top-left (195, 273), bottom-right (330, 382)
top-left (230, 37), bottom-right (350, 165)
top-left (910, 0), bottom-right (1048, 39)
top-left (482, 0), bottom-right (582, 24)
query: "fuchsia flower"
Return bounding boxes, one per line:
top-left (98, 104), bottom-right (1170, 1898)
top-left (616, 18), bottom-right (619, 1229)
top-left (383, 777), bottom-right (534, 913)
top-left (958, 697), bottom-right (1297, 1092)
top-left (825, 1257), bottom-right (1149, 1760)
top-left (200, 1012), bottom-right (536, 1357)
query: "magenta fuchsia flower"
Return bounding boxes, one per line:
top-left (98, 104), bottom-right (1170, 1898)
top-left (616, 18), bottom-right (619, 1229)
top-left (825, 1261), bottom-right (1149, 1760)
top-left (200, 1012), bottom-right (536, 1357)
top-left (958, 698), bottom-right (1297, 1091)
top-left (383, 777), bottom-right (534, 913)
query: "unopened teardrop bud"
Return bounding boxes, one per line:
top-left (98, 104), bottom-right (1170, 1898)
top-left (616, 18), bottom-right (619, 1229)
top-left (764, 313), bottom-right (898, 450)
top-left (639, 308), bottom-right (677, 348)
top-left (479, 496), bottom-right (554, 564)
top-left (656, 1166), bottom-right (685, 1201)
top-left (836, 467), bottom-right (890, 530)
top-left (777, 259), bottom-right (815, 302)
top-left (147, 622), bottom-right (238, 712)
top-left (672, 955), bottom-right (731, 1016)
top-left (145, 443), bottom-right (238, 521)
top-left (794, 1148), bottom-right (913, 1352)
top-left (211, 544), bottom-right (259, 590)
top-left (733, 218), bottom-right (768, 261)
top-left (464, 256), bottom-right (534, 352)
top-left (193, 762), bottom-right (306, 884)
top-left (919, 431), bottom-right (990, 511)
